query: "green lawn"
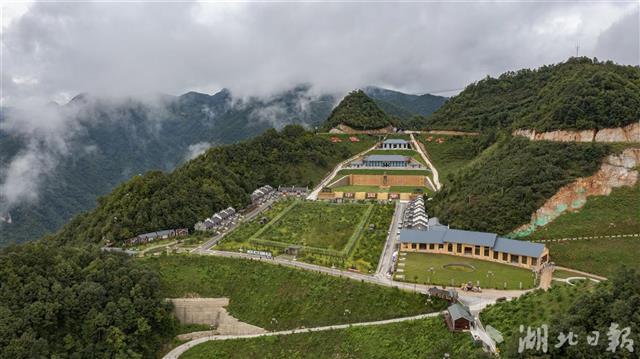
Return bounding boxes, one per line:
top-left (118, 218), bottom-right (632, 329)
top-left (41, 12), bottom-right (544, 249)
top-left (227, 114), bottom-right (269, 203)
top-left (398, 252), bottom-right (536, 290)
top-left (526, 183), bottom-right (640, 240)
top-left (417, 134), bottom-right (482, 183)
top-left (217, 199), bottom-right (295, 251)
top-left (258, 201), bottom-right (370, 250)
top-left (181, 316), bottom-right (484, 359)
top-left (330, 185), bottom-right (428, 193)
top-left (548, 237), bottom-right (640, 277)
top-left (481, 281), bottom-right (595, 355)
top-left (346, 204), bottom-right (394, 273)
top-left (141, 255), bottom-right (447, 331)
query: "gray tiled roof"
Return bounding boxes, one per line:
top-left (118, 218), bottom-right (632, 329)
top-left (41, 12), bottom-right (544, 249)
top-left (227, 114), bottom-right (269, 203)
top-left (399, 228), bottom-right (446, 244)
top-left (364, 154), bottom-right (409, 162)
top-left (493, 237), bottom-right (545, 258)
top-left (383, 139), bottom-right (408, 144)
top-left (443, 229), bottom-right (497, 247)
top-left (448, 303), bottom-right (474, 322)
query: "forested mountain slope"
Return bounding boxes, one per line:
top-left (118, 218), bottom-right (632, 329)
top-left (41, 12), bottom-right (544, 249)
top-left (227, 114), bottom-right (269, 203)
top-left (50, 126), bottom-right (370, 245)
top-left (429, 135), bottom-right (611, 234)
top-left (323, 90), bottom-right (393, 130)
top-left (425, 57), bottom-right (640, 132)
top-left (364, 86), bottom-right (447, 119)
top-left (0, 86), bottom-right (335, 246)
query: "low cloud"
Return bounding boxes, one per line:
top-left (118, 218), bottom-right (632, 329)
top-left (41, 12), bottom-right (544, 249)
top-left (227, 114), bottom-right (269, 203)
top-left (184, 142), bottom-right (213, 161)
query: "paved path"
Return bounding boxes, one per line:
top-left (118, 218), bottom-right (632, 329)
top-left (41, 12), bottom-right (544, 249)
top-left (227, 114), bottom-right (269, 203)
top-left (163, 311), bottom-right (443, 358)
top-left (375, 201), bottom-right (405, 278)
top-left (307, 143), bottom-right (378, 200)
top-left (410, 133), bottom-right (441, 191)
top-left (554, 266), bottom-right (607, 281)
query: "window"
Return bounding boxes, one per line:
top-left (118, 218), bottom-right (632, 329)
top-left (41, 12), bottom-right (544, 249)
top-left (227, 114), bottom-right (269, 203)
top-left (541, 255), bottom-right (548, 263)
top-left (532, 258), bottom-right (538, 266)
top-left (429, 243), bottom-right (435, 250)
top-left (502, 252), bottom-right (508, 261)
top-left (438, 244), bottom-right (444, 250)
top-left (522, 256), bottom-right (527, 264)
top-left (456, 243), bottom-right (462, 253)
top-left (411, 243), bottom-right (417, 250)
top-left (493, 251), bottom-right (498, 260)
top-left (464, 247), bottom-right (472, 255)
top-left (448, 243), bottom-right (453, 252)
top-left (474, 246), bottom-right (480, 255)
top-left (484, 247), bottom-right (490, 257)
top-left (419, 243), bottom-right (427, 250)
top-left (511, 255), bottom-right (519, 264)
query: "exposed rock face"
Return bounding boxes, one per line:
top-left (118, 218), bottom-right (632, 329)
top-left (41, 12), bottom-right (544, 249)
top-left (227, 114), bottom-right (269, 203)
top-left (513, 148), bottom-right (640, 237)
top-left (594, 122), bottom-right (640, 142)
top-left (513, 122), bottom-right (639, 143)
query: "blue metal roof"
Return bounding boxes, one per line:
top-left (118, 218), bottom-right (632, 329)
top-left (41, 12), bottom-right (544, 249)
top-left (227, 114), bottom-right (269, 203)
top-left (443, 229), bottom-right (497, 247)
top-left (399, 228), bottom-right (446, 244)
top-left (383, 139), bottom-right (409, 144)
top-left (493, 237), bottom-right (545, 258)
top-left (364, 154), bottom-right (408, 162)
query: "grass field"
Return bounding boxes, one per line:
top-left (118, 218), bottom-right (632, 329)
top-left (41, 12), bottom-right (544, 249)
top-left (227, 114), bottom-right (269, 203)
top-left (330, 185), bottom-right (428, 193)
top-left (181, 316), bottom-right (484, 359)
top-left (141, 255), bottom-right (447, 331)
top-left (548, 237), bottom-right (640, 277)
top-left (417, 135), bottom-right (482, 183)
top-left (527, 183), bottom-right (640, 240)
top-left (398, 252), bottom-right (536, 289)
top-left (257, 201), bottom-right (370, 250)
top-left (481, 281), bottom-right (595, 355)
top-left (346, 204), bottom-right (394, 273)
top-left (218, 199), bottom-right (295, 250)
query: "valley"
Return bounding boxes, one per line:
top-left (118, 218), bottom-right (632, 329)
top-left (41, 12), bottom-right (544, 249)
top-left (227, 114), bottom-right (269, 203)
top-left (2, 58), bottom-right (639, 359)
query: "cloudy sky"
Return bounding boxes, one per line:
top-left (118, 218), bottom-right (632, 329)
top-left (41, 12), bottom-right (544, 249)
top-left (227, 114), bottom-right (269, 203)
top-left (1, 1), bottom-right (638, 106)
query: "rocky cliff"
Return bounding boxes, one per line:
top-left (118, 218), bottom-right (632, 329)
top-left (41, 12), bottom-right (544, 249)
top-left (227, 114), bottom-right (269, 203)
top-left (512, 147), bottom-right (640, 237)
top-left (513, 122), bottom-right (639, 143)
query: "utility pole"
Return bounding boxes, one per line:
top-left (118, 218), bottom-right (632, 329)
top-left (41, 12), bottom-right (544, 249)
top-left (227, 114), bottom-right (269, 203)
top-left (576, 41), bottom-right (580, 57)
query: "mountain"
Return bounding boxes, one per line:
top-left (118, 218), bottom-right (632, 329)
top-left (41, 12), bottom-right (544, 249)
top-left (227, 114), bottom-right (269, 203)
top-left (425, 57), bottom-right (640, 132)
top-left (51, 126), bottom-right (368, 245)
top-left (364, 86), bottom-right (447, 119)
top-left (323, 90), bottom-right (393, 130)
top-left (0, 86), bottom-right (336, 246)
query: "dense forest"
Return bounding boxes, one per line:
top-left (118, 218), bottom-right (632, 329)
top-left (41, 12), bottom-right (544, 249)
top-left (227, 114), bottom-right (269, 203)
top-left (483, 267), bottom-right (639, 358)
top-left (430, 135), bottom-right (611, 234)
top-left (50, 126), bottom-right (369, 245)
top-left (0, 243), bottom-right (176, 358)
top-left (323, 90), bottom-right (393, 130)
top-left (364, 86), bottom-right (447, 120)
top-left (425, 57), bottom-right (640, 132)
top-left (0, 86), bottom-right (336, 246)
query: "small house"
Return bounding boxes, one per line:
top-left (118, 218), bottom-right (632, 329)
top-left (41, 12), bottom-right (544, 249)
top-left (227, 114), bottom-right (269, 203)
top-left (445, 303), bottom-right (474, 331)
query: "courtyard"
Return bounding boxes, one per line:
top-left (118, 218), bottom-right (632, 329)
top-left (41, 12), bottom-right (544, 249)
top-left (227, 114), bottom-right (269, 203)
top-left (397, 252), bottom-right (537, 290)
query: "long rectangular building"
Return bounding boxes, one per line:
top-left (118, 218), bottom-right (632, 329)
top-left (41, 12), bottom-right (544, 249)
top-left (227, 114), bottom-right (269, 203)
top-left (399, 227), bottom-right (548, 270)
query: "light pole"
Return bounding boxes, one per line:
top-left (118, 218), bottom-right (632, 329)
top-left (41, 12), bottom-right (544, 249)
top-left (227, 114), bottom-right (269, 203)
top-left (427, 267), bottom-right (435, 285)
top-left (486, 270), bottom-right (494, 289)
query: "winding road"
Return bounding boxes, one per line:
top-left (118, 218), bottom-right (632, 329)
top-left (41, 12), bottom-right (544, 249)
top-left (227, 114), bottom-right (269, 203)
top-left (410, 133), bottom-right (442, 191)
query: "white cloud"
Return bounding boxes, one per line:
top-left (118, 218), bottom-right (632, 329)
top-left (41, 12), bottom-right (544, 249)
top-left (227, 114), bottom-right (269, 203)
top-left (1, 2), bottom-right (636, 106)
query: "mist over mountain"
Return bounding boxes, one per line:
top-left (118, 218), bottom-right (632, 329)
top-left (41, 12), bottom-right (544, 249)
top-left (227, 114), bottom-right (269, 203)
top-left (0, 85), bottom-right (441, 245)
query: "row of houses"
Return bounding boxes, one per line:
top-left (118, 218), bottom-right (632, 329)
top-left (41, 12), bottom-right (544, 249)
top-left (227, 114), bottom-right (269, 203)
top-left (401, 197), bottom-right (440, 230)
top-left (194, 206), bottom-right (238, 231)
top-left (125, 228), bottom-right (189, 246)
top-left (251, 185), bottom-right (275, 203)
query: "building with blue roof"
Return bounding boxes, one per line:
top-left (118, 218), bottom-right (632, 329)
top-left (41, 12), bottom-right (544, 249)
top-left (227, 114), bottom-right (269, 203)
top-left (399, 227), bottom-right (549, 270)
top-left (381, 138), bottom-right (411, 149)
